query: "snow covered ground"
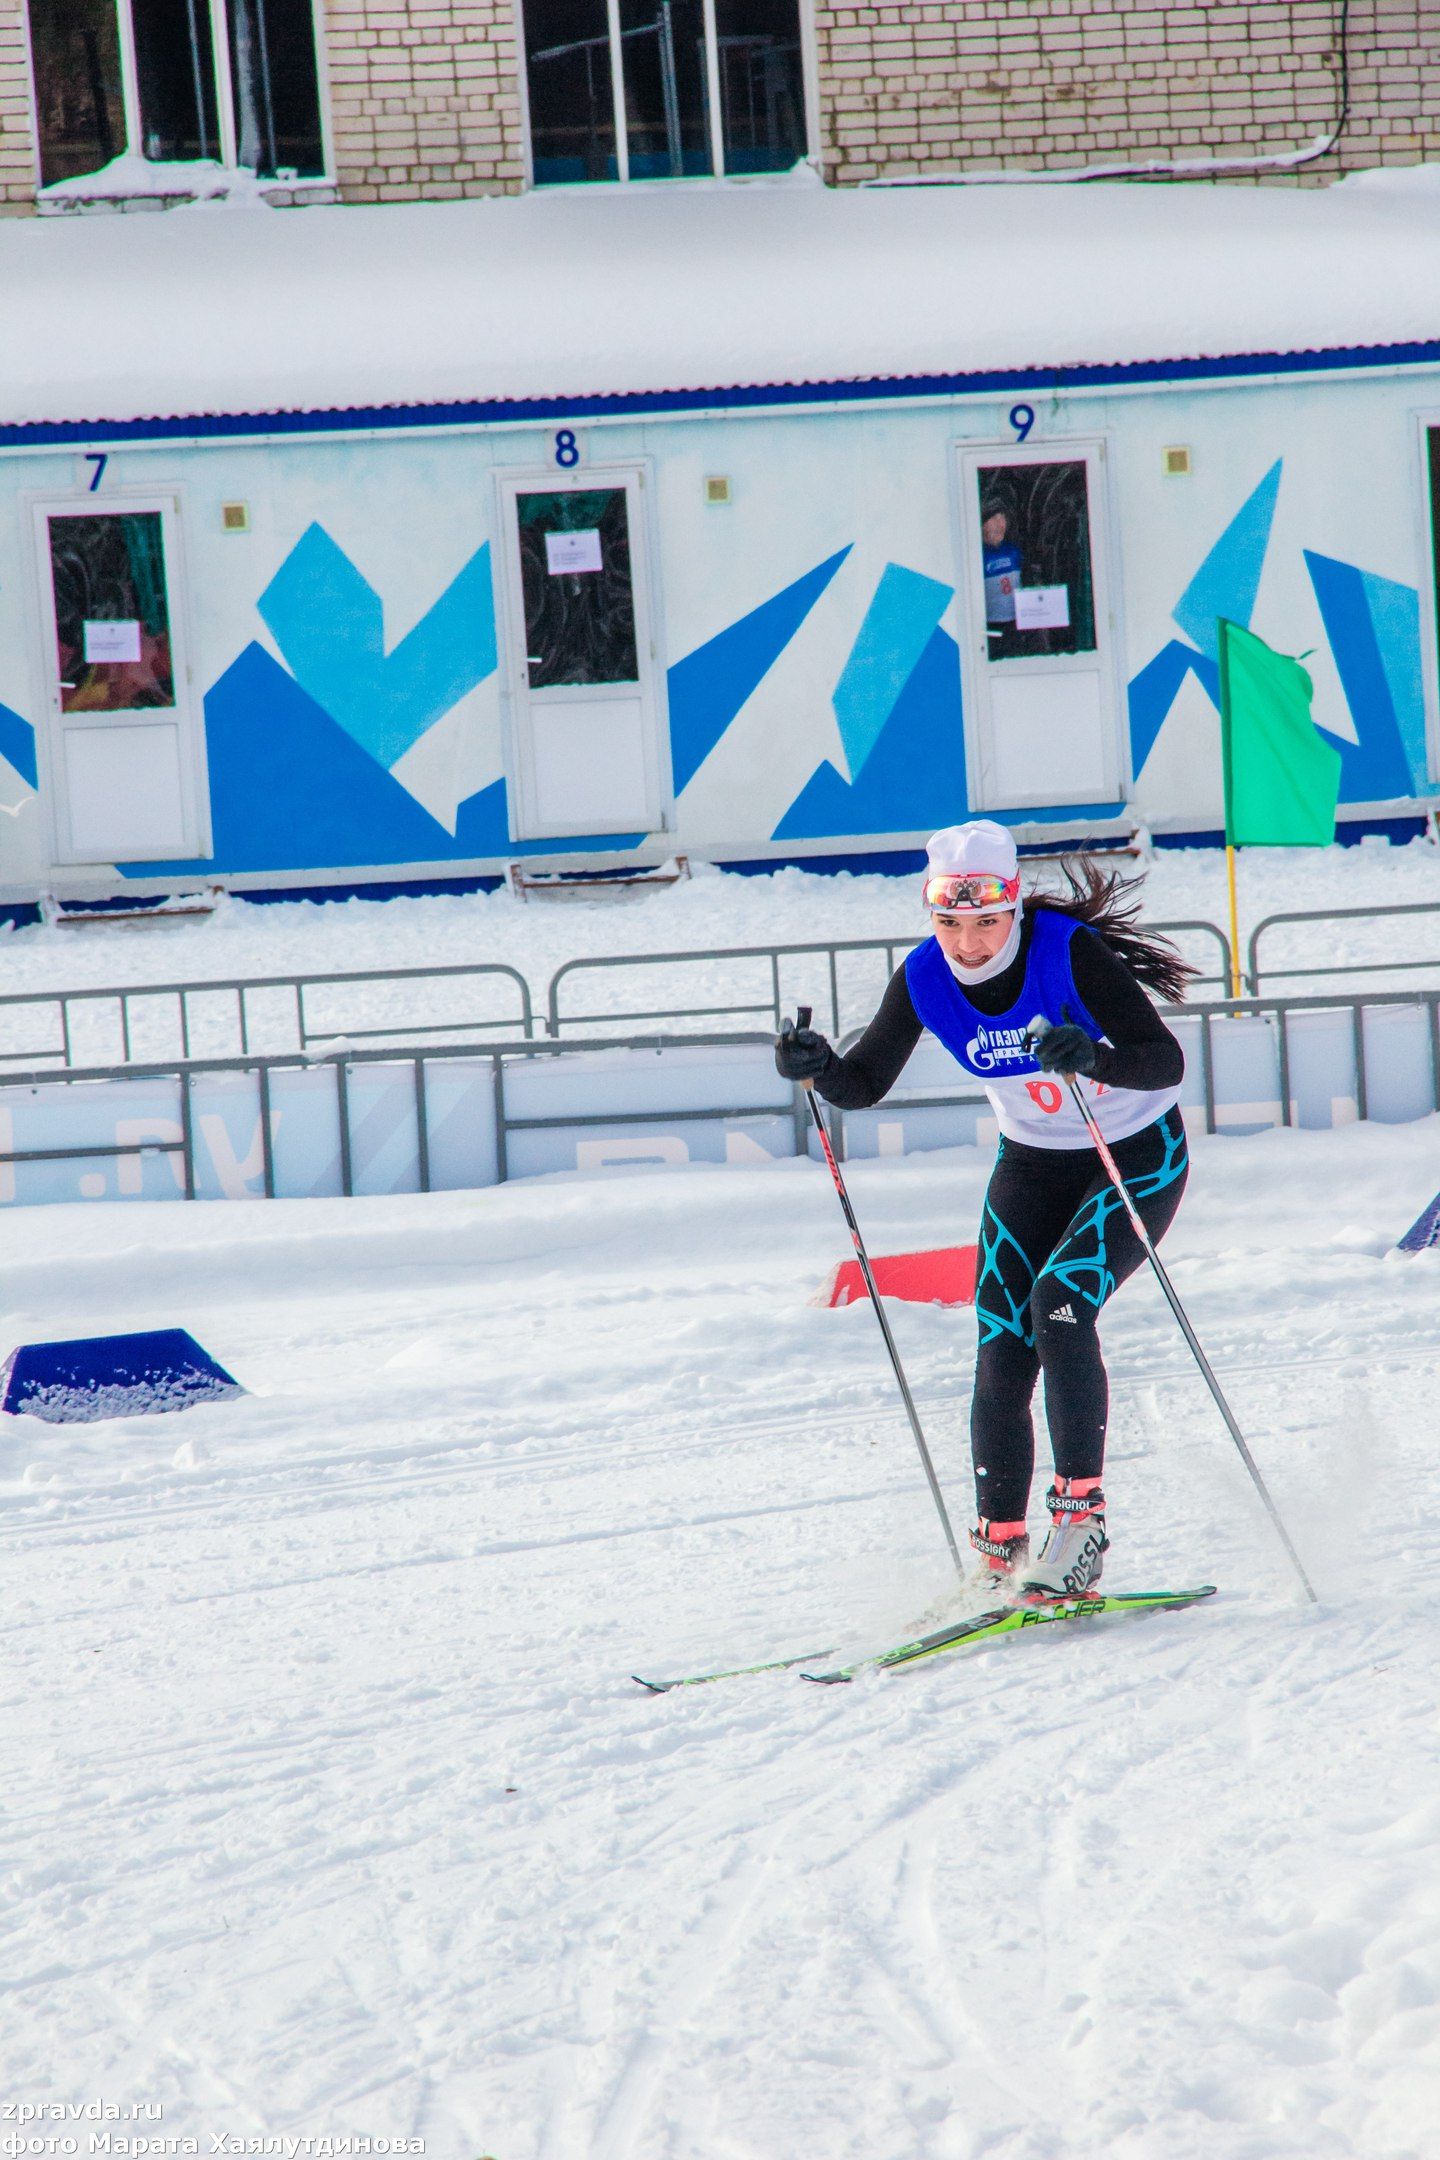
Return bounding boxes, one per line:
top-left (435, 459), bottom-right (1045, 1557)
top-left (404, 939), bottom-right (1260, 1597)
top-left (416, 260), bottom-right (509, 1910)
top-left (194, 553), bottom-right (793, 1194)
top-left (5, 1112), bottom-right (1440, 2157)
top-left (2, 838), bottom-right (1439, 1068)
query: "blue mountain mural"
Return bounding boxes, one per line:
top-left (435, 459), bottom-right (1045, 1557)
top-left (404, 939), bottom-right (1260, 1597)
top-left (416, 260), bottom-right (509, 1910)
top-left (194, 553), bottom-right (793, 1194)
top-left (1306, 550), bottom-right (1427, 802)
top-left (122, 644), bottom-right (475, 876)
top-left (1130, 462), bottom-right (1281, 780)
top-left (1128, 641), bottom-right (1221, 778)
top-left (0, 700), bottom-right (36, 790)
top-left (258, 526), bottom-right (497, 771)
top-left (668, 546), bottom-right (852, 795)
top-left (832, 564), bottom-right (954, 780)
top-left (1171, 461), bottom-right (1282, 660)
top-left (774, 625), bottom-right (967, 839)
top-left (119, 647), bottom-right (646, 878)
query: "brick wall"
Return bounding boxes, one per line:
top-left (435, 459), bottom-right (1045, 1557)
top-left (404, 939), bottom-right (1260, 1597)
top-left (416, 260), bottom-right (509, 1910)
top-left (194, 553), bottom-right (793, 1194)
top-left (322, 0), bottom-right (526, 201)
top-left (0, 0), bottom-right (36, 212)
top-left (3, 1), bottom-right (1437, 214)
top-left (812, 2), bottom-right (1440, 187)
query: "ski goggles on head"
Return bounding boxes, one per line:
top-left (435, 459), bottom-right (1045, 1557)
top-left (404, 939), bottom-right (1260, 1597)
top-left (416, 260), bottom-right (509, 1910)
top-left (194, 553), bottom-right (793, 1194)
top-left (922, 871), bottom-right (1021, 915)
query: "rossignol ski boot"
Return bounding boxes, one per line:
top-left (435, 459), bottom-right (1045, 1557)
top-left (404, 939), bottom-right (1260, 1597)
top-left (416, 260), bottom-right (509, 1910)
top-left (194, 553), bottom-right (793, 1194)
top-left (969, 1519), bottom-right (1030, 1599)
top-left (1020, 1477), bottom-right (1109, 1602)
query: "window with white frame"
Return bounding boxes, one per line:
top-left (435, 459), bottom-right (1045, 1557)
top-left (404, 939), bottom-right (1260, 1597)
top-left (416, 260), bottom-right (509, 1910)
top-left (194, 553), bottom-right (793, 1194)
top-left (521, 0), bottom-right (808, 186)
top-left (26, 0), bottom-right (326, 185)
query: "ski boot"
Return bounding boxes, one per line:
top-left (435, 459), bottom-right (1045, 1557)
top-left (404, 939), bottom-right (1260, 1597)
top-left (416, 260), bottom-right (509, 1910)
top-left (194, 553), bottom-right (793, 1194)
top-left (1020, 1477), bottom-right (1109, 1603)
top-left (969, 1519), bottom-right (1030, 1602)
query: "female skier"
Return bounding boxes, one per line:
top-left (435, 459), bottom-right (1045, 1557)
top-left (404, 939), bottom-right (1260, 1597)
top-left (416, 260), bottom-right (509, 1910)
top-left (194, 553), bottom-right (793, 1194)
top-left (775, 819), bottom-right (1194, 1602)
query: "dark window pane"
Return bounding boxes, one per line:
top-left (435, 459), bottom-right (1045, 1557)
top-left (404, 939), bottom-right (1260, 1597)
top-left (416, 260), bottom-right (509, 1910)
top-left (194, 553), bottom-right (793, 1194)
top-left (228, 0), bottom-right (325, 176)
top-left (620, 0), bottom-right (710, 179)
top-left (715, 0), bottom-right (806, 173)
top-left (26, 0), bottom-right (126, 187)
top-left (48, 514), bottom-right (175, 714)
top-left (132, 0), bottom-right (221, 161)
top-left (976, 462), bottom-right (1096, 661)
top-left (517, 490), bottom-right (637, 688)
top-left (523, 0), bottom-right (618, 185)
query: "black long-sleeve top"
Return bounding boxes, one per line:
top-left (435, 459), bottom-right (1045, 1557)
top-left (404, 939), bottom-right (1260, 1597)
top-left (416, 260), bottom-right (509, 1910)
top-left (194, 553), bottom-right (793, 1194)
top-left (812, 911), bottom-right (1184, 1110)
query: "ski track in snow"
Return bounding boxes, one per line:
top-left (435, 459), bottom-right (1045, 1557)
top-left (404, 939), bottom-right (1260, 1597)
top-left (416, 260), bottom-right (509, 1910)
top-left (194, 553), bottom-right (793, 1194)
top-left (3, 1118), bottom-right (1440, 2157)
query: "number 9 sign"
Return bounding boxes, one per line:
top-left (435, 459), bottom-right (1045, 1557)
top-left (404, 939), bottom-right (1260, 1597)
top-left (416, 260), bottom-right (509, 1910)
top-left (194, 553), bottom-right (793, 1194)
top-left (1008, 403), bottom-right (1036, 444)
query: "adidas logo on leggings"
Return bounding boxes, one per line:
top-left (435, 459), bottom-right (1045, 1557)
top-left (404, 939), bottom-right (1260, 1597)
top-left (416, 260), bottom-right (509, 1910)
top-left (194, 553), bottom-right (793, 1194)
top-left (1048, 1302), bottom-right (1078, 1324)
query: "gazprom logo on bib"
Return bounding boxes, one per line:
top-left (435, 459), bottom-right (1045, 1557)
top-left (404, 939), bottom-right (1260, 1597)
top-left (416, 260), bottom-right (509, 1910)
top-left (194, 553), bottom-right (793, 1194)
top-left (965, 1021), bottom-right (1041, 1073)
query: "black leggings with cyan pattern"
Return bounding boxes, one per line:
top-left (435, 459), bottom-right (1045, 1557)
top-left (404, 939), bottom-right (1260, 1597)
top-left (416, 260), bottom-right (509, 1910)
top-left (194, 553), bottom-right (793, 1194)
top-left (970, 1107), bottom-right (1188, 1523)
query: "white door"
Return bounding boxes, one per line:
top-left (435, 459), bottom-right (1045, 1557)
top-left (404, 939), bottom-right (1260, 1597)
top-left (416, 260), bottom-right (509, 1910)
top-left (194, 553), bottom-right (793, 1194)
top-left (497, 470), bottom-right (666, 840)
top-left (956, 442), bottom-right (1125, 810)
top-left (32, 497), bottom-right (210, 864)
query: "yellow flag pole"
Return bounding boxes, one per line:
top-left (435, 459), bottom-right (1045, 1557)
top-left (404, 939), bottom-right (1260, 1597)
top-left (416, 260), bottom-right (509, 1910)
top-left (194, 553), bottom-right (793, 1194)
top-left (1217, 618), bottom-right (1243, 1003)
top-left (1225, 841), bottom-right (1242, 1001)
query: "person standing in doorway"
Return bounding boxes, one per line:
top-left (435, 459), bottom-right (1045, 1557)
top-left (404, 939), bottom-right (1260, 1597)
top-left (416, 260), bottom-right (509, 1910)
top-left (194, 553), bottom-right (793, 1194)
top-left (981, 503), bottom-right (1024, 658)
top-left (774, 821), bottom-right (1195, 1601)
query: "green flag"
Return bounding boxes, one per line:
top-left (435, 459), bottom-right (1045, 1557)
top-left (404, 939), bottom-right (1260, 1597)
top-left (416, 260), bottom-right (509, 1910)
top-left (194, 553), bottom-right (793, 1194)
top-left (1218, 617), bottom-right (1340, 846)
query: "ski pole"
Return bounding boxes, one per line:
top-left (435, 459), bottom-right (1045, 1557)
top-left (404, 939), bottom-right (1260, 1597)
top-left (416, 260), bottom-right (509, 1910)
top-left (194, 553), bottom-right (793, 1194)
top-left (793, 1006), bottom-right (967, 1585)
top-left (1029, 1026), bottom-right (1318, 1605)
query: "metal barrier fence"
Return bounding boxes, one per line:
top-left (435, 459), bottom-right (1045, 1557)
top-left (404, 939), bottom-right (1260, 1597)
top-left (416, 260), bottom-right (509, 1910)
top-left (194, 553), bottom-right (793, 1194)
top-left (0, 920), bottom-right (1233, 1071)
top-left (826, 982), bottom-right (1440, 1153)
top-left (0, 961), bottom-right (535, 1072)
top-left (1172, 984), bottom-right (1440, 1132)
top-left (544, 919), bottom-right (1235, 1038)
top-left (1247, 899), bottom-right (1440, 996)
top-left (15, 897), bottom-right (1440, 1071)
top-left (0, 1031), bottom-right (796, 1201)
top-left (546, 936), bottom-right (918, 1039)
top-left (0, 981), bottom-right (1431, 1207)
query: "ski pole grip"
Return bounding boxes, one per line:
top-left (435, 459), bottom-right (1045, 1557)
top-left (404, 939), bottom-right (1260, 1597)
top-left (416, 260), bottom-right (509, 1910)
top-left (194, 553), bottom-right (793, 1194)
top-left (795, 1005), bottom-right (815, 1091)
top-left (1025, 1012), bottom-right (1077, 1085)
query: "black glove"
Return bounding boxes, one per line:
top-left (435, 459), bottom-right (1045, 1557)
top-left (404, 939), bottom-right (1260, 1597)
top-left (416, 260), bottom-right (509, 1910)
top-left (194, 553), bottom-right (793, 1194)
top-left (775, 1018), bottom-right (832, 1083)
top-left (1032, 1022), bottom-right (1099, 1077)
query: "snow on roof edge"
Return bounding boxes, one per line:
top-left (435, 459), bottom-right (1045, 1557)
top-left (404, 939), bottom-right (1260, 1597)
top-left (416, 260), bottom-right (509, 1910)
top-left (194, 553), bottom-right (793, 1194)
top-left (9, 176), bottom-right (1440, 436)
top-left (6, 337), bottom-right (1440, 443)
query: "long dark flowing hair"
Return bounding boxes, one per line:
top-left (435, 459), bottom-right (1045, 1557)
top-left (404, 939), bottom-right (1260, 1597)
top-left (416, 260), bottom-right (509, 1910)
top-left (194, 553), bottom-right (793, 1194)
top-left (1025, 856), bottom-right (1197, 1004)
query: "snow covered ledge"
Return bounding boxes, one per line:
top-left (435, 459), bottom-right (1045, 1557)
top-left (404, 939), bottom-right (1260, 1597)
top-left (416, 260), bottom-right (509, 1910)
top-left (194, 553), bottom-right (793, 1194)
top-left (37, 153), bottom-right (337, 216)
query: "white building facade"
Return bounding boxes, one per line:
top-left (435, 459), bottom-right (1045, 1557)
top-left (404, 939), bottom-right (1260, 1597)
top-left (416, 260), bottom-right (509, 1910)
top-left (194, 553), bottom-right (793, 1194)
top-left (0, 183), bottom-right (1435, 915)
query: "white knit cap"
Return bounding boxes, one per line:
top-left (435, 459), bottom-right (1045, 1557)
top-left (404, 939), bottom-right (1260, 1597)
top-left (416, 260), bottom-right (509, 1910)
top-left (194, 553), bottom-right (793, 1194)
top-left (924, 820), bottom-right (1020, 909)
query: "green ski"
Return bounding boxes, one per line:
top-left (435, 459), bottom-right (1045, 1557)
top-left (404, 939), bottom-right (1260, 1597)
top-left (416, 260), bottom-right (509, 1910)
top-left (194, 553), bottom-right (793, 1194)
top-left (801, 1586), bottom-right (1218, 1685)
top-left (634, 1587), bottom-right (1217, 1694)
top-left (632, 1647), bottom-right (835, 1694)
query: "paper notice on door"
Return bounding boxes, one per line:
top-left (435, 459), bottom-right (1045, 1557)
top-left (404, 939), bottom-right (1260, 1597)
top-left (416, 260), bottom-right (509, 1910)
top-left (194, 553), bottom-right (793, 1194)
top-left (545, 529), bottom-right (603, 575)
top-left (1013, 586), bottom-right (1070, 631)
top-left (83, 619), bottom-right (142, 663)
